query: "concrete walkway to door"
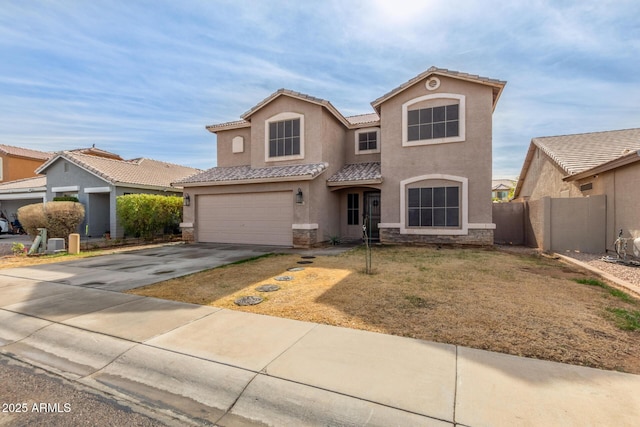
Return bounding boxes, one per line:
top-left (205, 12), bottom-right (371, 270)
top-left (0, 243), bottom-right (638, 426)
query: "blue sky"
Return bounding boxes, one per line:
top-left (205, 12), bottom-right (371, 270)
top-left (1, 1), bottom-right (638, 179)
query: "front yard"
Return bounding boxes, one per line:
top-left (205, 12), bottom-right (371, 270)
top-left (129, 245), bottom-right (640, 374)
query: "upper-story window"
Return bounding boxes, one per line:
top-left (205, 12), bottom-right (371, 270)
top-left (355, 127), bottom-right (380, 154)
top-left (407, 104), bottom-right (459, 141)
top-left (265, 112), bottom-right (305, 161)
top-left (402, 93), bottom-right (465, 147)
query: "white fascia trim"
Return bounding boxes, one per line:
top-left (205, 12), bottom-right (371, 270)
top-left (399, 174), bottom-right (469, 236)
top-left (84, 187), bottom-right (111, 194)
top-left (355, 127), bottom-right (381, 155)
top-left (51, 186), bottom-right (79, 192)
top-left (378, 223), bottom-right (401, 228)
top-left (292, 223), bottom-right (319, 230)
top-left (469, 223), bottom-right (496, 230)
top-left (264, 112), bottom-right (305, 163)
top-left (402, 93), bottom-right (466, 147)
top-left (0, 192), bottom-right (46, 200)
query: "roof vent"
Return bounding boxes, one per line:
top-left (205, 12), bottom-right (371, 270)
top-left (425, 76), bottom-right (441, 91)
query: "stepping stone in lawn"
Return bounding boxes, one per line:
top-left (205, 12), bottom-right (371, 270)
top-left (301, 256), bottom-right (316, 259)
top-left (297, 261), bottom-right (313, 265)
top-left (256, 284), bottom-right (280, 292)
top-left (274, 275), bottom-right (294, 281)
top-left (234, 296), bottom-right (263, 306)
top-left (287, 267), bottom-right (305, 272)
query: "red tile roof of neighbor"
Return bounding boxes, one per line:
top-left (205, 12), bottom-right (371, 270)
top-left (0, 144), bottom-right (52, 161)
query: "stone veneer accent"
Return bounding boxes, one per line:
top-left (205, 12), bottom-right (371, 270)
top-left (380, 228), bottom-right (493, 246)
top-left (181, 227), bottom-right (195, 243)
top-left (293, 228), bottom-right (318, 248)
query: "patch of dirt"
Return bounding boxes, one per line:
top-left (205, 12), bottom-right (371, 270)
top-left (130, 246), bottom-right (640, 375)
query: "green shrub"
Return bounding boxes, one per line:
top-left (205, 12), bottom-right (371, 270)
top-left (17, 202), bottom-right (85, 239)
top-left (53, 196), bottom-right (79, 203)
top-left (116, 194), bottom-right (182, 239)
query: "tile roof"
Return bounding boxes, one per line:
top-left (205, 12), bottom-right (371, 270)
top-left (532, 128), bottom-right (640, 176)
top-left (0, 144), bottom-right (52, 161)
top-left (68, 146), bottom-right (124, 160)
top-left (176, 162), bottom-right (329, 185)
top-left (38, 152), bottom-right (201, 189)
top-left (371, 66), bottom-right (506, 112)
top-left (207, 88), bottom-right (354, 132)
top-left (491, 179), bottom-right (516, 191)
top-left (327, 162), bottom-right (382, 184)
top-left (0, 176), bottom-right (47, 192)
top-left (345, 113), bottom-right (380, 126)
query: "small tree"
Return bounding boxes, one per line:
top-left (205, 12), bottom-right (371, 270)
top-left (116, 194), bottom-right (182, 239)
top-left (17, 202), bottom-right (85, 239)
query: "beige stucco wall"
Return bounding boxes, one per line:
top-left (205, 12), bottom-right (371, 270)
top-left (378, 74), bottom-right (495, 231)
top-left (516, 148), bottom-right (581, 200)
top-left (519, 148), bottom-right (640, 244)
top-left (216, 127), bottom-right (252, 167)
top-left (344, 128), bottom-right (382, 165)
top-left (576, 163), bottom-right (640, 243)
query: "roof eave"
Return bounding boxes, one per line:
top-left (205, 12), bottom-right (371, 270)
top-left (206, 121), bottom-right (251, 134)
top-left (563, 150), bottom-right (640, 182)
top-left (371, 68), bottom-right (506, 113)
top-left (327, 179), bottom-right (383, 187)
top-left (179, 173), bottom-right (323, 188)
top-left (240, 90), bottom-right (350, 128)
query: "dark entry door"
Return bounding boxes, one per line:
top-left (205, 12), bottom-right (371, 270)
top-left (364, 192), bottom-right (381, 241)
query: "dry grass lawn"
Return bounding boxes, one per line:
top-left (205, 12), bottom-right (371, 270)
top-left (129, 245), bottom-right (640, 374)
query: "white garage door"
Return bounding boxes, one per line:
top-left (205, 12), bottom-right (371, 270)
top-left (197, 192), bottom-right (293, 246)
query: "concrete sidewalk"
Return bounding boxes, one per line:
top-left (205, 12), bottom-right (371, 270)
top-left (0, 247), bottom-right (639, 425)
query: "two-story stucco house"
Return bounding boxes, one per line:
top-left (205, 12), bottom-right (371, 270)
top-left (177, 67), bottom-right (506, 247)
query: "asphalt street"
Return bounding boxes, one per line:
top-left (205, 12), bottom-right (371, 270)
top-left (0, 354), bottom-right (172, 426)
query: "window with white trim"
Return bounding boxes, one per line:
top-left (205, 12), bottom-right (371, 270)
top-left (408, 187), bottom-right (460, 228)
top-left (400, 175), bottom-right (468, 235)
top-left (269, 118), bottom-right (300, 157)
top-left (402, 93), bottom-right (465, 146)
top-left (407, 104), bottom-right (459, 141)
top-left (265, 112), bottom-right (305, 161)
top-left (355, 128), bottom-right (380, 154)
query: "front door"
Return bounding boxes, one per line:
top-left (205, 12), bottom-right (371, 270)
top-left (364, 192), bottom-right (381, 241)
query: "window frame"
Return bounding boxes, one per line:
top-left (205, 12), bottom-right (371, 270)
top-left (407, 186), bottom-right (460, 228)
top-left (347, 193), bottom-right (359, 225)
top-left (400, 174), bottom-right (469, 235)
top-left (354, 127), bottom-right (381, 154)
top-left (402, 93), bottom-right (465, 147)
top-left (264, 112), bottom-right (305, 162)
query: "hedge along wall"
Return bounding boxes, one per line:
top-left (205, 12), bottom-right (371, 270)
top-left (17, 202), bottom-right (85, 239)
top-left (116, 194), bottom-right (183, 239)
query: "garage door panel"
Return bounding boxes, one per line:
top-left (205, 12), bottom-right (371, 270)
top-left (197, 192), bottom-right (293, 246)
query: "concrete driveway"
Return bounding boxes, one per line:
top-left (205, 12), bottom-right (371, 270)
top-left (0, 243), bottom-right (282, 291)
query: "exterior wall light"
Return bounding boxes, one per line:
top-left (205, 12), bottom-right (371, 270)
top-left (296, 188), bottom-right (303, 204)
top-left (183, 193), bottom-right (190, 206)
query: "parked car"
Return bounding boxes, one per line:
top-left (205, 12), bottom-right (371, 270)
top-left (0, 218), bottom-right (9, 234)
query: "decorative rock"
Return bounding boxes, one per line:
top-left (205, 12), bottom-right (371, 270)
top-left (274, 276), bottom-right (294, 281)
top-left (256, 284), bottom-right (280, 292)
top-left (297, 261), bottom-right (313, 265)
top-left (287, 267), bottom-right (305, 272)
top-left (234, 296), bottom-right (263, 306)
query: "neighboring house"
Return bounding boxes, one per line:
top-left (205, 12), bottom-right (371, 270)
top-left (177, 67), bottom-right (506, 247)
top-left (0, 144), bottom-right (51, 183)
top-left (492, 179), bottom-right (516, 202)
top-left (35, 150), bottom-right (200, 237)
top-left (513, 128), bottom-right (640, 244)
top-left (0, 176), bottom-right (47, 223)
